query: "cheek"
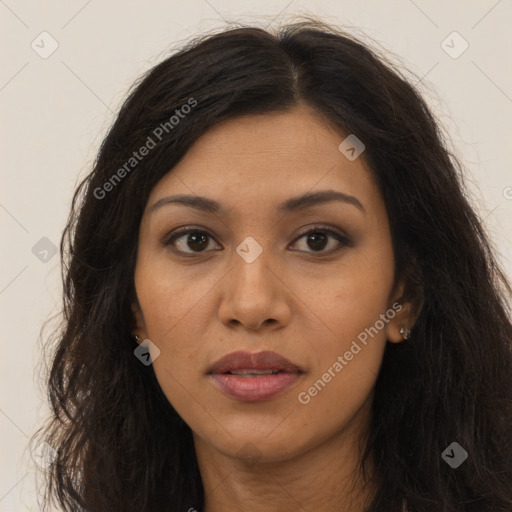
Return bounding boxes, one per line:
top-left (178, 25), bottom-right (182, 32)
top-left (321, 240), bottom-right (395, 340)
top-left (134, 267), bottom-right (207, 422)
top-left (134, 245), bottom-right (215, 343)
top-left (133, 252), bottom-right (218, 398)
top-left (298, 239), bottom-right (395, 404)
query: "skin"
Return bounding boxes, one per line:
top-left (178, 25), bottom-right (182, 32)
top-left (132, 104), bottom-right (416, 512)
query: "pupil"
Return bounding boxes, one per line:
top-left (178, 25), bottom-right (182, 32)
top-left (308, 232), bottom-right (327, 251)
top-left (188, 233), bottom-right (208, 251)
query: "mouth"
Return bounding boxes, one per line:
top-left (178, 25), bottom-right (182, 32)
top-left (222, 369), bottom-right (284, 376)
top-left (207, 350), bottom-right (304, 402)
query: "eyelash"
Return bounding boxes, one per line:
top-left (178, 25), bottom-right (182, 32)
top-left (163, 224), bottom-right (353, 257)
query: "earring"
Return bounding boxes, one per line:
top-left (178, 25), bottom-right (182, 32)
top-left (133, 334), bottom-right (141, 342)
top-left (399, 327), bottom-right (411, 341)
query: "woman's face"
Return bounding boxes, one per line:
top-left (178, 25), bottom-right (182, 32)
top-left (133, 105), bottom-right (411, 465)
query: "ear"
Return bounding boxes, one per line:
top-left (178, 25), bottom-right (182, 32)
top-left (385, 278), bottom-right (422, 344)
top-left (131, 299), bottom-right (148, 345)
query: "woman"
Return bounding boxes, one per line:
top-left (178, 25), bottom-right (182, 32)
top-left (35, 20), bottom-right (512, 512)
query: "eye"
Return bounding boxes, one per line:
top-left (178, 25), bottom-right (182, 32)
top-left (163, 224), bottom-right (352, 256)
top-left (164, 228), bottom-right (220, 255)
top-left (290, 224), bottom-right (352, 254)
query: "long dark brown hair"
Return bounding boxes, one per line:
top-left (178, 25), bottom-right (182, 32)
top-left (34, 20), bottom-right (512, 512)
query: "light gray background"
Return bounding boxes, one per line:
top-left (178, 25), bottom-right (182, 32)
top-left (1, 1), bottom-right (511, 510)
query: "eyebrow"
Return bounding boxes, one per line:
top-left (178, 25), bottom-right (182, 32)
top-left (149, 189), bottom-right (365, 216)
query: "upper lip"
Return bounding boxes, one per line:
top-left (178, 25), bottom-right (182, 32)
top-left (208, 350), bottom-right (304, 374)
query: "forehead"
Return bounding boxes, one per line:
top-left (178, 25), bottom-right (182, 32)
top-left (145, 106), bottom-right (382, 217)
top-left (177, 106), bottom-right (345, 174)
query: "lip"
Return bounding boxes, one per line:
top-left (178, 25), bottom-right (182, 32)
top-left (207, 350), bottom-right (305, 402)
top-left (208, 350), bottom-right (303, 374)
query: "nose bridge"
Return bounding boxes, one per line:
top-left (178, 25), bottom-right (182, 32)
top-left (217, 235), bottom-right (289, 330)
top-left (231, 235), bottom-right (276, 298)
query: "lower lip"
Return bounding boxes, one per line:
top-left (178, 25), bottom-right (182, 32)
top-left (210, 372), bottom-right (302, 402)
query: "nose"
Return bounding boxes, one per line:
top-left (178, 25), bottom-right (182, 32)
top-left (217, 245), bottom-right (292, 332)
